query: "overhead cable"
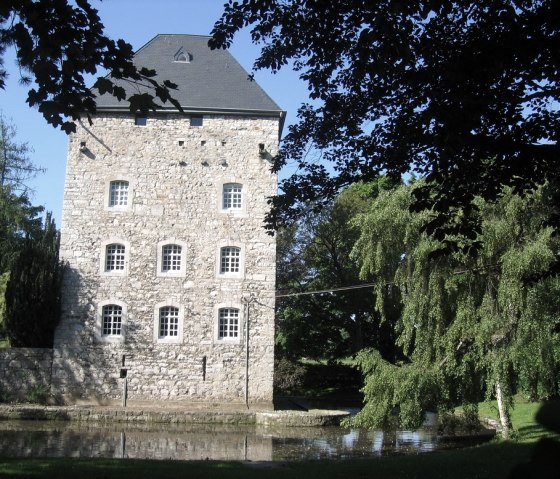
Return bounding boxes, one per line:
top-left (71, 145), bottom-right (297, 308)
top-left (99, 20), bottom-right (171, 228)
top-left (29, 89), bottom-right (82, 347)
top-left (275, 282), bottom-right (378, 298)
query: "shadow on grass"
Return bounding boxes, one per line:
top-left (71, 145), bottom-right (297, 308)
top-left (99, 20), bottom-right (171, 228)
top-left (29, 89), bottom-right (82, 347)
top-left (509, 400), bottom-right (560, 479)
top-left (516, 424), bottom-right (553, 442)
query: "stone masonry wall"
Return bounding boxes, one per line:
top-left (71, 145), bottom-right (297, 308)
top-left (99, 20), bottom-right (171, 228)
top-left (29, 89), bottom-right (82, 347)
top-left (0, 348), bottom-right (53, 402)
top-left (53, 112), bottom-right (278, 407)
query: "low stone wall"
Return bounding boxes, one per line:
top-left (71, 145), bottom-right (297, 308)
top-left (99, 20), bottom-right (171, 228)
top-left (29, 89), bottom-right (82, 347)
top-left (0, 349), bottom-right (53, 402)
top-left (256, 410), bottom-right (350, 427)
top-left (0, 405), bottom-right (256, 424)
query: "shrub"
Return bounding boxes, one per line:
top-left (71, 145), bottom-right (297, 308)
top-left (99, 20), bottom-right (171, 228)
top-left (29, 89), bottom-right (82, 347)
top-left (26, 384), bottom-right (50, 405)
top-left (274, 357), bottom-right (306, 394)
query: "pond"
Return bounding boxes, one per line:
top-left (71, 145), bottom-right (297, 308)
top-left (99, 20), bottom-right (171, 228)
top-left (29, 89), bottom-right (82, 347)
top-left (0, 420), bottom-right (487, 461)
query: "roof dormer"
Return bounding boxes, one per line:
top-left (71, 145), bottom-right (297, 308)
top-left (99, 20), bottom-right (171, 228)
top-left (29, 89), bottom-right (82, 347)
top-left (174, 47), bottom-right (192, 63)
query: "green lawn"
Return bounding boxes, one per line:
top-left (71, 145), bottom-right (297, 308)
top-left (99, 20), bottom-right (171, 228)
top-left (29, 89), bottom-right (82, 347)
top-left (0, 444), bottom-right (537, 479)
top-left (477, 396), bottom-right (559, 443)
top-left (0, 400), bottom-right (557, 479)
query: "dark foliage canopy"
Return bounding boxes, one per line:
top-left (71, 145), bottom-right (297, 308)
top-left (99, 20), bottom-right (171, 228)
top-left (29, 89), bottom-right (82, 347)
top-left (275, 179), bottom-right (402, 362)
top-left (1, 0), bottom-right (180, 133)
top-left (211, 1), bottom-right (560, 249)
top-left (4, 212), bottom-right (62, 347)
top-left (0, 185), bottom-right (42, 272)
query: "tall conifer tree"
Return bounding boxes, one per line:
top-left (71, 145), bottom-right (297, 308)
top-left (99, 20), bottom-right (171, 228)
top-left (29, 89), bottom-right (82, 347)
top-left (5, 212), bottom-right (62, 347)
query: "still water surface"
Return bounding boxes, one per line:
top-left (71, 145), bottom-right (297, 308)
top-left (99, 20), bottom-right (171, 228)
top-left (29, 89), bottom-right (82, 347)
top-left (0, 420), bottom-right (478, 461)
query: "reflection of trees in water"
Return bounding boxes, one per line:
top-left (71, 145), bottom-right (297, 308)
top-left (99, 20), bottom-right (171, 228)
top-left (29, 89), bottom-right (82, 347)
top-left (0, 421), bottom-right (445, 461)
top-left (269, 427), bottom-right (440, 460)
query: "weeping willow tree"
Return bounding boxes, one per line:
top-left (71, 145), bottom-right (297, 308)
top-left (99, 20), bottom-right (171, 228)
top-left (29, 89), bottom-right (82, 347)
top-left (349, 183), bottom-right (560, 437)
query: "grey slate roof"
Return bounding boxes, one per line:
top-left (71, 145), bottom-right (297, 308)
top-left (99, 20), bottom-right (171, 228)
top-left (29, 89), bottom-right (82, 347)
top-left (95, 34), bottom-right (284, 120)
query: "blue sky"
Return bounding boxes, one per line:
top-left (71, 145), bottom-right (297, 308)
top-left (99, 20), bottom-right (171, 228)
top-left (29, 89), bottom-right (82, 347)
top-left (0, 0), bottom-right (308, 226)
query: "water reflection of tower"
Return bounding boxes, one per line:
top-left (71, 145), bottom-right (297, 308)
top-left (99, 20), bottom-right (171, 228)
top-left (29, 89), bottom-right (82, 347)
top-left (120, 431), bottom-right (126, 458)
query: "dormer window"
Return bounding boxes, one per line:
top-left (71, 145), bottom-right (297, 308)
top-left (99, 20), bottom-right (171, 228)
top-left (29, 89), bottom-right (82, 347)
top-left (174, 48), bottom-right (192, 63)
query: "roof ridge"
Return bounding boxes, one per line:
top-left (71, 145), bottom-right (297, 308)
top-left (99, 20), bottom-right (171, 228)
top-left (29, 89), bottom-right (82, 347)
top-left (95, 34), bottom-right (285, 123)
top-left (134, 33), bottom-right (212, 56)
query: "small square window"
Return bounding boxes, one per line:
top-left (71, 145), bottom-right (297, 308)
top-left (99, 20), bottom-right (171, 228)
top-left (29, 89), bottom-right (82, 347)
top-left (109, 181), bottom-right (129, 207)
top-left (190, 115), bottom-right (203, 127)
top-left (135, 116), bottom-right (147, 126)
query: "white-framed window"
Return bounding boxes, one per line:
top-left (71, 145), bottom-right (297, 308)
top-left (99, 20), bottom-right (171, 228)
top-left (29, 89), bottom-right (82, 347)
top-left (105, 243), bottom-right (126, 271)
top-left (153, 301), bottom-right (184, 343)
top-left (219, 181), bottom-right (246, 215)
top-left (102, 304), bottom-right (123, 335)
top-left (219, 308), bottom-right (239, 339)
top-left (157, 240), bottom-right (187, 277)
top-left (220, 246), bottom-right (240, 274)
top-left (162, 244), bottom-right (182, 272)
top-left (222, 183), bottom-right (243, 210)
top-left (105, 179), bottom-right (133, 212)
top-left (109, 181), bottom-right (129, 207)
top-left (97, 300), bottom-right (127, 343)
top-left (100, 239), bottom-right (129, 276)
top-left (159, 306), bottom-right (179, 337)
top-left (216, 241), bottom-right (245, 278)
top-left (214, 303), bottom-right (243, 343)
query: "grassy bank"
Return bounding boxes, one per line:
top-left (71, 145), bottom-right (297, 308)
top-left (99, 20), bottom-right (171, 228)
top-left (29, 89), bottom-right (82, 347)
top-left (0, 400), bottom-right (557, 479)
top-left (476, 396), bottom-right (558, 443)
top-left (0, 443), bottom-right (537, 479)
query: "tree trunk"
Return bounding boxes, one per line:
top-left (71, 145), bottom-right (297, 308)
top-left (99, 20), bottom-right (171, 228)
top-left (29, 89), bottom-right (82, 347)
top-left (352, 313), bottom-right (364, 353)
top-left (495, 380), bottom-right (512, 439)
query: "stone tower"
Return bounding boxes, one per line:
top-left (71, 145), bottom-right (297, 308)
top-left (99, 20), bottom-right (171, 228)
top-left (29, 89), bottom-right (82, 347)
top-left (51, 34), bottom-right (284, 408)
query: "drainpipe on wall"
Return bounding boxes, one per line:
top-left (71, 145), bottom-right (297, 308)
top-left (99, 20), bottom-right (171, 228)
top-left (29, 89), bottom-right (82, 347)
top-left (120, 354), bottom-right (128, 407)
top-left (244, 298), bottom-right (250, 409)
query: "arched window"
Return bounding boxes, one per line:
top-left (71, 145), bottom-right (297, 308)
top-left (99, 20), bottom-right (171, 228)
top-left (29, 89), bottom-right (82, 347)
top-left (102, 304), bottom-right (123, 336)
top-left (157, 240), bottom-right (187, 277)
top-left (105, 243), bottom-right (126, 272)
top-left (218, 308), bottom-right (239, 340)
top-left (216, 241), bottom-right (245, 278)
top-left (97, 300), bottom-right (127, 342)
top-left (100, 239), bottom-right (129, 276)
top-left (220, 246), bottom-right (240, 274)
top-left (153, 302), bottom-right (183, 343)
top-left (174, 49), bottom-right (192, 63)
top-left (158, 306), bottom-right (180, 338)
top-left (222, 183), bottom-right (243, 210)
top-left (161, 244), bottom-right (182, 272)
